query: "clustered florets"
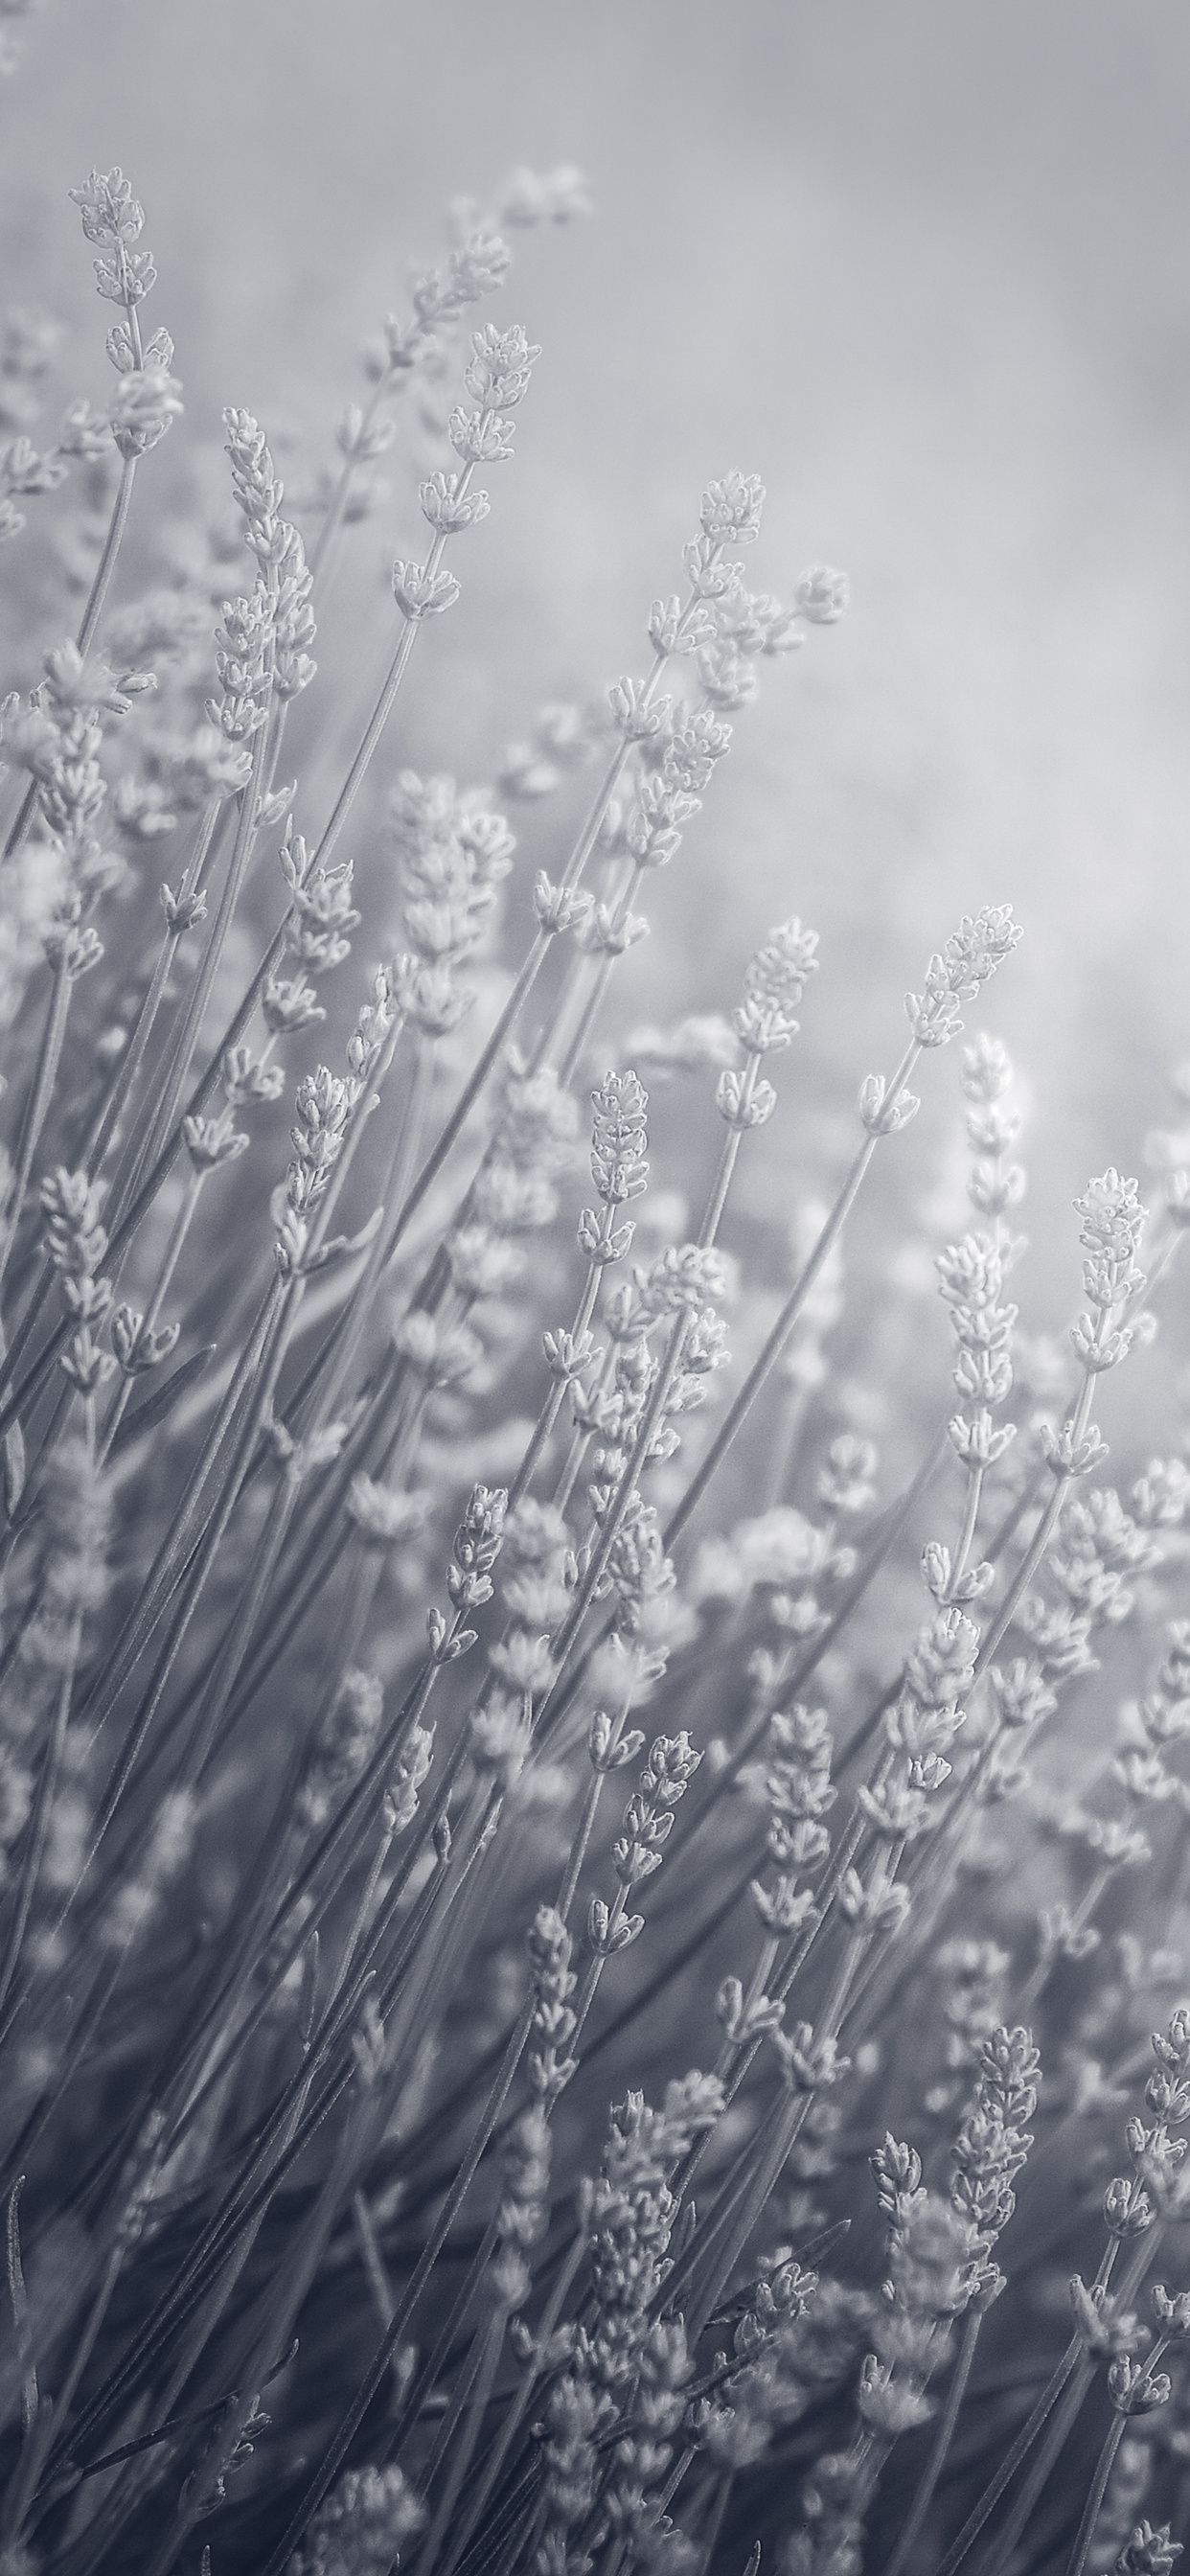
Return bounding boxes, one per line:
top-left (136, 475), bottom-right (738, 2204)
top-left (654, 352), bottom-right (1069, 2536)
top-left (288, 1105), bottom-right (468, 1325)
top-left (2, 141), bottom-right (1188, 2576)
top-left (388, 769), bottom-right (515, 1034)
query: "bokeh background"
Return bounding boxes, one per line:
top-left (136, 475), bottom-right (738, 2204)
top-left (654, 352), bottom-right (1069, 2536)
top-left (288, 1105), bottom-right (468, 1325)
top-left (4, 0), bottom-right (1188, 1374)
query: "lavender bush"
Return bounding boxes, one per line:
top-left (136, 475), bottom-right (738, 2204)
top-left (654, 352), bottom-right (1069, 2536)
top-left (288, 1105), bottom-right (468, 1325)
top-left (0, 121), bottom-right (1186, 2576)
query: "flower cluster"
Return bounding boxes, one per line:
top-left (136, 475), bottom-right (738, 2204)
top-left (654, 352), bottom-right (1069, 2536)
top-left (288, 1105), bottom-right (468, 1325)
top-left (0, 399), bottom-right (105, 545)
top-left (692, 1502), bottom-right (833, 1618)
top-left (585, 1069), bottom-right (649, 1235)
top-left (389, 320), bottom-right (538, 620)
top-left (924, 1937), bottom-right (1012, 2122)
top-left (696, 2255), bottom-right (821, 2472)
top-left (1034, 1616), bottom-right (1190, 1988)
top-left (446, 1482), bottom-right (508, 1624)
top-left (1097, 2011), bottom-right (1190, 2247)
top-left (609, 1730), bottom-right (700, 1889)
top-left (904, 907), bottom-right (1024, 1051)
top-left (388, 769), bottom-right (515, 1033)
top-left (1113, 2527), bottom-right (1183, 2576)
top-left (864, 1608), bottom-right (979, 1848)
top-left (961, 1032), bottom-right (1026, 1240)
top-left (17, 1427), bottom-right (109, 1670)
top-left (534, 2077), bottom-right (721, 2576)
top-left (69, 168), bottom-right (180, 451)
top-left (949, 2022), bottom-right (1041, 2304)
top-left (272, 820), bottom-right (360, 1004)
top-left (751, 1702), bottom-right (835, 1942)
top-left (788, 2160), bottom-right (977, 2574)
top-left (1065, 1169), bottom-right (1149, 1383)
top-left (385, 230), bottom-right (511, 372)
top-left (207, 586), bottom-right (274, 744)
top-left (5, 134), bottom-right (1190, 2576)
top-left (288, 2465), bottom-right (423, 2576)
top-left (468, 1497), bottom-right (571, 1786)
top-left (274, 969), bottom-right (396, 1274)
top-left (489, 1909), bottom-right (579, 2312)
top-left (39, 1165), bottom-right (112, 1395)
top-left (3, 647), bottom-right (147, 970)
top-left (732, 916), bottom-right (820, 1061)
top-left (935, 1228), bottom-right (1018, 1500)
top-left (986, 1467), bottom-right (1186, 1854)
top-left (296, 1668), bottom-right (384, 1834)
top-left (210, 408), bottom-right (319, 736)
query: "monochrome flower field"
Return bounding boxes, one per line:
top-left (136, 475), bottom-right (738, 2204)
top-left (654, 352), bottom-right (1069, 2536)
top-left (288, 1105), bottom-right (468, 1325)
top-left (0, 17), bottom-right (1186, 2573)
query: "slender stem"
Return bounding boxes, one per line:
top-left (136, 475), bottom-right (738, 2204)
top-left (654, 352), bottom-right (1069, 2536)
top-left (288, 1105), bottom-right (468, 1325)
top-left (75, 455), bottom-right (136, 657)
top-left (73, 1283), bottom-right (282, 1758)
top-left (352, 2189), bottom-right (397, 2346)
top-left (0, 1618), bottom-right (80, 2020)
top-left (931, 2339), bottom-right (1083, 2576)
top-left (666, 1043), bottom-right (923, 1551)
top-left (508, 1255), bottom-right (602, 1511)
top-left (379, 933), bottom-right (550, 1261)
top-left (256, 1841), bottom-right (528, 2571)
top-left (131, 726), bottom-right (274, 1191)
top-left (974, 2362), bottom-right (1092, 2576)
top-left (442, 2233), bottom-right (586, 2576)
top-left (52, 1954), bottom-right (383, 2478)
top-left (646, 1424), bottom-right (948, 1894)
top-left (287, 1028), bottom-right (433, 1431)
top-left (0, 1386), bottom-right (97, 2018)
top-left (0, 955), bottom-right (72, 1290)
top-left (884, 2307), bottom-right (984, 2576)
top-left (141, 2096), bottom-right (372, 2576)
top-left (413, 2306), bottom-right (507, 2576)
top-left (311, 619), bottom-right (420, 873)
top-left (2, 457), bottom-right (136, 872)
top-left (159, 1645), bottom-right (448, 2163)
top-left (1063, 2411), bottom-right (1126, 2576)
top-left (88, 797), bottom-right (224, 1184)
top-left (309, 372), bottom-right (395, 587)
top-left (98, 1167), bottom-right (204, 1464)
top-left (946, 1460), bottom-right (985, 1601)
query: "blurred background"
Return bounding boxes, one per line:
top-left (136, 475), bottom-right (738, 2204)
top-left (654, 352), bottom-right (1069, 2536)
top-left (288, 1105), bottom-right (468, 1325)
top-left (3, 0), bottom-right (1188, 1374)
